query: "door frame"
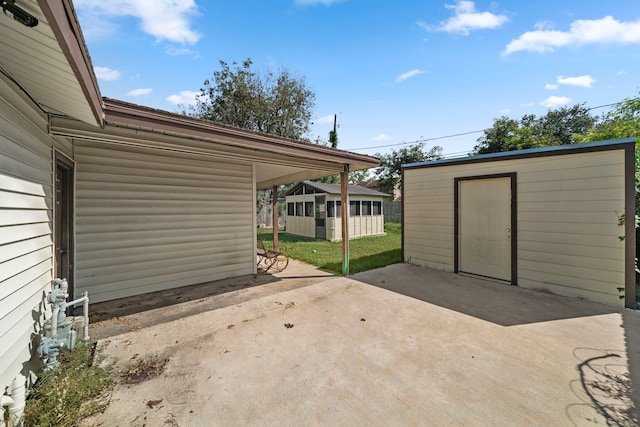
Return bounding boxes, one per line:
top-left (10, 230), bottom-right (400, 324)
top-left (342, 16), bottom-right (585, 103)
top-left (454, 172), bottom-right (517, 285)
top-left (315, 195), bottom-right (326, 240)
top-left (54, 151), bottom-right (75, 299)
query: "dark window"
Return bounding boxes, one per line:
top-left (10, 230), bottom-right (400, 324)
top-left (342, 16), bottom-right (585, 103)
top-left (336, 201), bottom-right (341, 218)
top-left (350, 200), bottom-right (360, 216)
top-left (362, 201), bottom-right (372, 216)
top-left (327, 201), bottom-right (335, 217)
top-left (287, 202), bottom-right (295, 216)
top-left (305, 201), bottom-right (314, 217)
top-left (296, 202), bottom-right (304, 216)
top-left (373, 201), bottom-right (382, 215)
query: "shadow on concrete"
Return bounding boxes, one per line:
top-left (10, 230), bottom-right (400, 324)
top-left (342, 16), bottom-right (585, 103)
top-left (565, 347), bottom-right (639, 425)
top-left (90, 273), bottom-right (280, 323)
top-left (623, 310), bottom-right (640, 425)
top-left (88, 260), bottom-right (335, 340)
top-left (352, 263), bottom-right (618, 327)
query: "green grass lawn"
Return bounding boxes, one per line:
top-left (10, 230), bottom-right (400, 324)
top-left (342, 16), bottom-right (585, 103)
top-left (258, 223), bottom-right (401, 275)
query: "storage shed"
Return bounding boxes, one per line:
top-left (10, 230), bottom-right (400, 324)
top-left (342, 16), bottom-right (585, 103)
top-left (0, 0), bottom-right (379, 405)
top-left (285, 181), bottom-right (390, 241)
top-left (402, 138), bottom-right (636, 309)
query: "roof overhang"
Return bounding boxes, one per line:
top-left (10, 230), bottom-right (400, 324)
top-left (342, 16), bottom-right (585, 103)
top-left (0, 0), bottom-right (103, 126)
top-left (50, 98), bottom-right (380, 188)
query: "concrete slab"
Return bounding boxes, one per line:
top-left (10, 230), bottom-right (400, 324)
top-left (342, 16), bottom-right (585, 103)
top-left (83, 263), bottom-right (639, 426)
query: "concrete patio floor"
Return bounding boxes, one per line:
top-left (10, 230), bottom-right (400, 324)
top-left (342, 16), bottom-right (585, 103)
top-left (84, 261), bottom-right (640, 426)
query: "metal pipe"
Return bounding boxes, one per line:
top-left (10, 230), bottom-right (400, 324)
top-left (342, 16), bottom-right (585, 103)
top-left (50, 305), bottom-right (60, 338)
top-left (62, 295), bottom-right (88, 311)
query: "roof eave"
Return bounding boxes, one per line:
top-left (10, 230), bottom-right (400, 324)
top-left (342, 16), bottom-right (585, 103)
top-left (103, 98), bottom-right (379, 170)
top-left (38, 0), bottom-right (104, 127)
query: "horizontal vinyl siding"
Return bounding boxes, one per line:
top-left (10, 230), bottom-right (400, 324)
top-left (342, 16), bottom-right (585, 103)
top-left (75, 142), bottom-right (254, 303)
top-left (0, 83), bottom-right (54, 393)
top-left (404, 149), bottom-right (626, 306)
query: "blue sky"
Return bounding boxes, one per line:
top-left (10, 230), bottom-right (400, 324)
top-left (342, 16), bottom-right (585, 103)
top-left (75, 0), bottom-right (640, 157)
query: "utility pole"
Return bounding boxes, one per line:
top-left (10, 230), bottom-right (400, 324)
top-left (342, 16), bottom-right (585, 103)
top-left (330, 114), bottom-right (338, 149)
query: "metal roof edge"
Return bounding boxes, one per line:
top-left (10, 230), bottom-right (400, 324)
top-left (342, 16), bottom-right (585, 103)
top-left (103, 98), bottom-right (380, 168)
top-left (285, 180), bottom-right (391, 197)
top-left (403, 137), bottom-right (637, 170)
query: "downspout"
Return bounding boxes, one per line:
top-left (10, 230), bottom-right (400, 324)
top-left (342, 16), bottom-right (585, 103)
top-left (341, 164), bottom-right (350, 275)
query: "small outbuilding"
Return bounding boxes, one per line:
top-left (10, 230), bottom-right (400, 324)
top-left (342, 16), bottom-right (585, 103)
top-left (285, 181), bottom-right (390, 241)
top-left (402, 138), bottom-right (636, 308)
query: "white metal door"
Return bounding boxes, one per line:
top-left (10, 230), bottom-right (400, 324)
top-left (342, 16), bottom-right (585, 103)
top-left (459, 177), bottom-right (511, 281)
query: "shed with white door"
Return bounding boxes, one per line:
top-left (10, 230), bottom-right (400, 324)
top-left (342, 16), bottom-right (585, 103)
top-left (401, 138), bottom-right (636, 308)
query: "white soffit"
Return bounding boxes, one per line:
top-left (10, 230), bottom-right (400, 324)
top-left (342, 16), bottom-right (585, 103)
top-left (0, 0), bottom-right (102, 126)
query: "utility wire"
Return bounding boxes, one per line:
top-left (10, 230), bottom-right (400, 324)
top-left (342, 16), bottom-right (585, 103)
top-left (341, 99), bottom-right (632, 152)
top-left (348, 129), bottom-right (485, 151)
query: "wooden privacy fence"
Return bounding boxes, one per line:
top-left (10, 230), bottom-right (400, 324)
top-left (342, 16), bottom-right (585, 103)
top-left (383, 200), bottom-right (401, 224)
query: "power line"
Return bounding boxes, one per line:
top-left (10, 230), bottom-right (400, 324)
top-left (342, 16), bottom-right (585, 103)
top-left (343, 98), bottom-right (633, 152)
top-left (347, 129), bottom-right (484, 152)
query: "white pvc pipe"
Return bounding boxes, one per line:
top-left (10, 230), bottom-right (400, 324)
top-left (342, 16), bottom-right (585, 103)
top-left (1, 395), bottom-right (14, 427)
top-left (82, 291), bottom-right (90, 341)
top-left (1, 374), bottom-right (26, 427)
top-left (8, 375), bottom-right (25, 426)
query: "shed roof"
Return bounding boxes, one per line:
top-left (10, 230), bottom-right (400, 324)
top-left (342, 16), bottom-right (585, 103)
top-left (286, 181), bottom-right (391, 197)
top-left (403, 137), bottom-right (636, 170)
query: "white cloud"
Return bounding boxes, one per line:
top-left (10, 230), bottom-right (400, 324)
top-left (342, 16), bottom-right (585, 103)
top-left (504, 16), bottom-right (640, 55)
top-left (167, 90), bottom-right (200, 105)
top-left (424, 1), bottom-right (509, 35)
top-left (545, 83), bottom-right (559, 90)
top-left (165, 46), bottom-right (196, 56)
top-left (520, 102), bottom-right (534, 107)
top-left (540, 96), bottom-right (571, 108)
top-left (617, 70), bottom-right (626, 75)
top-left (373, 134), bottom-right (390, 142)
top-left (557, 75), bottom-right (596, 88)
top-left (75, 0), bottom-right (201, 45)
top-left (295, 0), bottom-right (345, 5)
top-left (316, 115), bottom-right (335, 124)
top-left (127, 88), bottom-right (152, 96)
top-left (498, 108), bottom-right (510, 115)
top-left (94, 66), bottom-right (121, 81)
top-left (396, 69), bottom-right (425, 83)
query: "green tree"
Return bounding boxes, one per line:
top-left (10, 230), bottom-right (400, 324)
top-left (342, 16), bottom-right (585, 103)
top-left (580, 94), bottom-right (640, 142)
top-left (375, 144), bottom-right (443, 195)
top-left (349, 169), bottom-right (371, 184)
top-left (190, 58), bottom-right (316, 140)
top-left (579, 94), bottom-right (640, 219)
top-left (473, 104), bottom-right (597, 154)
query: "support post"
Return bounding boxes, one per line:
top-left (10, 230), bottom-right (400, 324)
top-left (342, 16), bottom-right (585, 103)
top-left (272, 185), bottom-right (279, 251)
top-left (341, 164), bottom-right (350, 275)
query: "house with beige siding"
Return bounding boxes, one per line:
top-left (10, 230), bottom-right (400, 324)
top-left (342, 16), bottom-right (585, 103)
top-left (285, 181), bottom-right (390, 241)
top-left (402, 138), bottom-right (636, 309)
top-left (0, 0), bottom-right (378, 411)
